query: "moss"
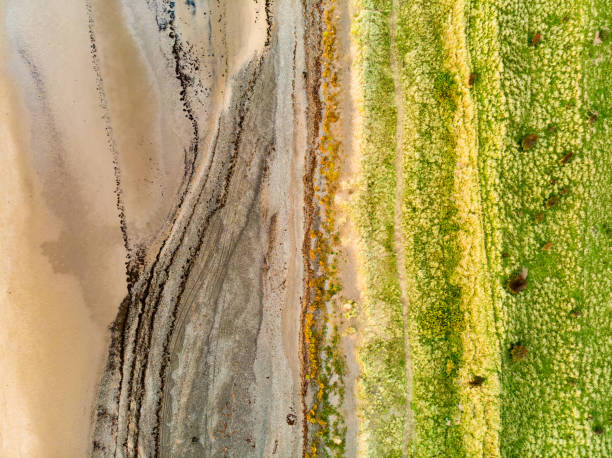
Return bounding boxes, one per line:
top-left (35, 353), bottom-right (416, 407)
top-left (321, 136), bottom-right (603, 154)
top-left (433, 70), bottom-right (458, 110)
top-left (418, 284), bottom-right (463, 338)
top-left (509, 344), bottom-right (528, 363)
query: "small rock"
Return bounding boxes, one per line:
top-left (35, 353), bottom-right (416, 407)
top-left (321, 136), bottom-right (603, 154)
top-left (469, 376), bottom-right (486, 387)
top-left (560, 152), bottom-right (574, 164)
top-left (546, 195), bottom-right (559, 208)
top-left (507, 267), bottom-right (528, 293)
top-left (594, 30), bottom-right (603, 45)
top-left (469, 72), bottom-right (478, 87)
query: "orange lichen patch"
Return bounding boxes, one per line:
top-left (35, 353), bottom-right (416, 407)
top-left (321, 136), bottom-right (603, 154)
top-left (303, 1), bottom-right (346, 456)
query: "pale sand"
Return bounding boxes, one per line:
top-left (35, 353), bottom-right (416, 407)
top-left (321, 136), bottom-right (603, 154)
top-left (0, 1), bottom-right (127, 455)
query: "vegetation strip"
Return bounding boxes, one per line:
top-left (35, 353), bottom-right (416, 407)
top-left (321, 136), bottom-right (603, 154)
top-left (302, 1), bottom-right (348, 456)
top-left (352, 1), bottom-right (409, 455)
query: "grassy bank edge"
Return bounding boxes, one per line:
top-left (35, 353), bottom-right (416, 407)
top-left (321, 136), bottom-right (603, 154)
top-left (351, 1), bottom-right (409, 456)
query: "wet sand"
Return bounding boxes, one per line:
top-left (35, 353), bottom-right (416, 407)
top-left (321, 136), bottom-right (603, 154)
top-left (0, 1), bottom-right (127, 455)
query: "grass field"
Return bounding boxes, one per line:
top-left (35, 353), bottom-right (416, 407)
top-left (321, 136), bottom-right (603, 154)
top-left (351, 0), bottom-right (612, 456)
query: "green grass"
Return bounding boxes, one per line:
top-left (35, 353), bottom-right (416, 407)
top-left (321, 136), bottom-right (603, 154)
top-left (469, 0), bottom-right (612, 455)
top-left (395, 1), bottom-right (470, 456)
top-left (352, 0), bottom-right (612, 456)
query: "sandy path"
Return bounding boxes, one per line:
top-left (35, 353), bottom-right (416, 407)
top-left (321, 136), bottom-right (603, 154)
top-left (389, 0), bottom-right (415, 448)
top-left (333, 0), bottom-right (364, 455)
